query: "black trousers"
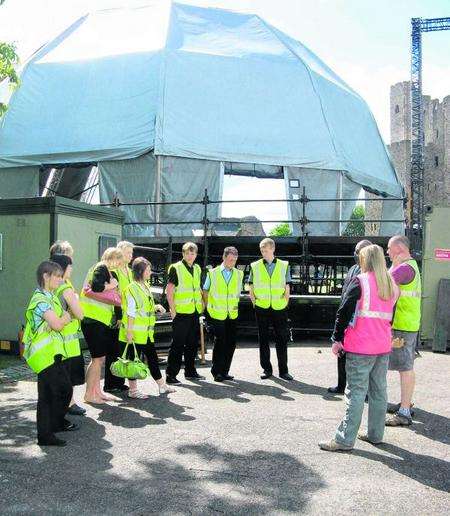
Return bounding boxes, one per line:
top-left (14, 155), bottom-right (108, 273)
top-left (166, 313), bottom-right (199, 378)
top-left (337, 352), bottom-right (346, 389)
top-left (37, 358), bottom-right (73, 440)
top-left (210, 317), bottom-right (237, 377)
top-left (121, 339), bottom-right (162, 381)
top-left (104, 328), bottom-right (126, 390)
top-left (255, 307), bottom-right (289, 375)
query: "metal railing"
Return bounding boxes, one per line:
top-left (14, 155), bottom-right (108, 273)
top-left (99, 186), bottom-right (405, 233)
top-left (99, 187), bottom-right (406, 293)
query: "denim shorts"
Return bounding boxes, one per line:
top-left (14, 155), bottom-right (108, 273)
top-left (388, 330), bottom-right (418, 371)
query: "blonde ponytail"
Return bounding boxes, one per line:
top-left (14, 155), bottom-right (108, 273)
top-left (359, 245), bottom-right (395, 301)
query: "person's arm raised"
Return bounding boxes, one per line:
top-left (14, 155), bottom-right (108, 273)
top-left (63, 288), bottom-right (83, 320)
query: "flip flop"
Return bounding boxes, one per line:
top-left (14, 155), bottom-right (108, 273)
top-left (127, 389), bottom-right (149, 399)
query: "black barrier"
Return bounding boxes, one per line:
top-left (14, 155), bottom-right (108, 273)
top-left (99, 186), bottom-right (406, 291)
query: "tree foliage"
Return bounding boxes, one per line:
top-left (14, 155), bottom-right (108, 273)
top-left (269, 223), bottom-right (292, 237)
top-left (342, 205), bottom-right (365, 237)
top-left (0, 1), bottom-right (20, 117)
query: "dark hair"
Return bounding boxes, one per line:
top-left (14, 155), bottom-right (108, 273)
top-left (132, 256), bottom-right (151, 281)
top-left (36, 261), bottom-right (63, 288)
top-left (50, 253), bottom-right (72, 274)
top-left (223, 246), bottom-right (238, 258)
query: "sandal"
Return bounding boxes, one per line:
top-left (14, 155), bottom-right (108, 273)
top-left (127, 389), bottom-right (149, 399)
top-left (159, 384), bottom-right (176, 394)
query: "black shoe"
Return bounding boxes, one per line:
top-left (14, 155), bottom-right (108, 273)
top-left (260, 372), bottom-right (272, 379)
top-left (327, 386), bottom-right (345, 394)
top-left (214, 374), bottom-right (224, 382)
top-left (279, 373), bottom-right (293, 381)
top-left (223, 374), bottom-right (234, 381)
top-left (67, 404), bottom-right (86, 416)
top-left (185, 372), bottom-right (206, 380)
top-left (38, 435), bottom-right (67, 447)
top-left (56, 420), bottom-right (79, 432)
top-left (166, 376), bottom-right (181, 385)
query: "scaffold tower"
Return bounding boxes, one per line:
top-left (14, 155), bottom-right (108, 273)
top-left (410, 16), bottom-right (450, 256)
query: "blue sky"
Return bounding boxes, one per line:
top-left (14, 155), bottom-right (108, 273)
top-left (1, 0), bottom-right (449, 228)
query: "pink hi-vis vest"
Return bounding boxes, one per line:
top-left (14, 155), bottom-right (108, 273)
top-left (344, 272), bottom-right (398, 355)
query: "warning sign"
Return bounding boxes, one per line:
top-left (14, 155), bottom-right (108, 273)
top-left (434, 249), bottom-right (450, 261)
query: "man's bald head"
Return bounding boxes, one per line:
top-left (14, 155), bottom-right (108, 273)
top-left (387, 234), bottom-right (410, 262)
top-left (389, 235), bottom-right (410, 251)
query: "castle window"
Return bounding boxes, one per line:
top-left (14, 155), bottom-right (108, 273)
top-left (394, 105), bottom-right (400, 114)
top-left (436, 129), bottom-right (439, 139)
top-left (434, 156), bottom-right (439, 167)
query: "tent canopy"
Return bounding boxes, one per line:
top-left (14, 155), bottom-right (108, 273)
top-left (0, 1), bottom-right (401, 196)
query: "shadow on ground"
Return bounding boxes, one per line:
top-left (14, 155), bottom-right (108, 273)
top-left (1, 366), bottom-right (450, 513)
top-left (0, 385), bottom-right (325, 514)
top-left (353, 441), bottom-right (450, 493)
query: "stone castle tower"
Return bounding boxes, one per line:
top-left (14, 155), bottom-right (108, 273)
top-left (365, 82), bottom-right (449, 235)
top-left (388, 81), bottom-right (450, 208)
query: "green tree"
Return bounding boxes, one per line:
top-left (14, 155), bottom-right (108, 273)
top-left (343, 205), bottom-right (365, 236)
top-left (0, 1), bottom-right (20, 117)
top-left (269, 222), bottom-right (292, 237)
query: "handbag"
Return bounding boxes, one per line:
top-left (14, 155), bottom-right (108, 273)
top-left (110, 342), bottom-right (150, 380)
top-left (83, 286), bottom-right (122, 306)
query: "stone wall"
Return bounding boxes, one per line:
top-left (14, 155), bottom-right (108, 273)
top-left (389, 82), bottom-right (449, 213)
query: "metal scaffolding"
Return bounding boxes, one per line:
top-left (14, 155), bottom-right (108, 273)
top-left (410, 17), bottom-right (450, 256)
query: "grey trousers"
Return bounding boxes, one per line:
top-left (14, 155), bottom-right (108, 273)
top-left (335, 353), bottom-right (389, 447)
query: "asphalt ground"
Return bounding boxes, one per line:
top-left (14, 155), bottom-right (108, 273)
top-left (0, 342), bottom-right (449, 515)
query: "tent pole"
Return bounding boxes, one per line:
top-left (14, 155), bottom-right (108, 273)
top-left (338, 172), bottom-right (343, 236)
top-left (155, 155), bottom-right (162, 237)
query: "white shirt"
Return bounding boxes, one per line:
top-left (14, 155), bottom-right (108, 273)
top-left (126, 282), bottom-right (152, 318)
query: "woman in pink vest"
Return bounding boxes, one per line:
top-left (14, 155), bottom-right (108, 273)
top-left (319, 244), bottom-right (399, 452)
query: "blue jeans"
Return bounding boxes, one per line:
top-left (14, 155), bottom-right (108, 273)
top-left (335, 352), bottom-right (389, 446)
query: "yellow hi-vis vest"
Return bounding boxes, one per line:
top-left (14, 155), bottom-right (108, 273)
top-left (119, 281), bottom-right (156, 344)
top-left (23, 290), bottom-right (67, 374)
top-left (54, 282), bottom-right (83, 359)
top-left (79, 264), bottom-right (114, 326)
top-left (251, 258), bottom-right (288, 310)
top-left (207, 266), bottom-right (243, 320)
top-left (392, 259), bottom-right (422, 332)
top-left (170, 261), bottom-right (203, 314)
top-left (113, 266), bottom-right (133, 295)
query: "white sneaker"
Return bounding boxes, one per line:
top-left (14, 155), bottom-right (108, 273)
top-left (159, 384), bottom-right (176, 394)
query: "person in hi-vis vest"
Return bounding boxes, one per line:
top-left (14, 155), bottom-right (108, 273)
top-left (385, 235), bottom-right (422, 427)
top-left (249, 238), bottom-right (293, 381)
top-left (203, 246), bottom-right (243, 382)
top-left (119, 257), bottom-right (175, 397)
top-left (23, 261), bottom-right (73, 446)
top-left (51, 253), bottom-right (86, 417)
top-left (103, 240), bottom-right (134, 394)
top-left (165, 242), bottom-right (205, 384)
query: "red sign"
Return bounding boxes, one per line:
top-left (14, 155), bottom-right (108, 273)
top-left (434, 249), bottom-right (450, 261)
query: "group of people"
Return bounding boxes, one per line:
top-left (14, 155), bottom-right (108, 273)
top-left (22, 234), bottom-right (421, 451)
top-left (319, 235), bottom-right (421, 452)
top-left (165, 238), bottom-right (293, 385)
